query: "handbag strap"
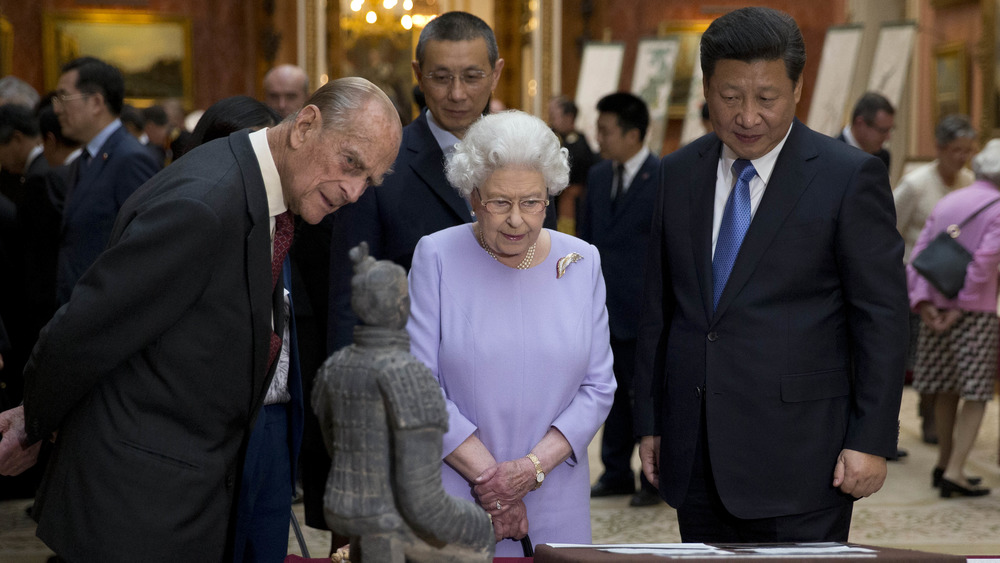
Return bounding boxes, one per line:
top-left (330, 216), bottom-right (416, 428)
top-left (953, 196), bottom-right (1000, 231)
top-left (521, 535), bottom-right (534, 557)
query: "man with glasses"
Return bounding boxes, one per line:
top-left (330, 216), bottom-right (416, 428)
top-left (53, 56), bottom-right (159, 305)
top-left (838, 91), bottom-right (895, 171)
top-left (578, 92), bottom-right (661, 508)
top-left (326, 10), bottom-right (505, 353)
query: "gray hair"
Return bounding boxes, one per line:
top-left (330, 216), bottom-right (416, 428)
top-left (416, 12), bottom-right (499, 69)
top-left (972, 139), bottom-right (1000, 185)
top-left (306, 77), bottom-right (400, 139)
top-left (0, 76), bottom-right (40, 109)
top-left (935, 114), bottom-right (976, 147)
top-left (445, 110), bottom-right (570, 198)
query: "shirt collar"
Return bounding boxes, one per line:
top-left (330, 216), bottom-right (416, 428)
top-left (619, 145), bottom-right (650, 177)
top-left (26, 145), bottom-right (44, 170)
top-left (425, 108), bottom-right (462, 155)
top-left (249, 128), bottom-right (288, 218)
top-left (720, 122), bottom-right (794, 186)
top-left (841, 125), bottom-right (862, 151)
top-left (86, 119), bottom-right (122, 160)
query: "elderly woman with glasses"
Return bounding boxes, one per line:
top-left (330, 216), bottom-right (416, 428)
top-left (406, 110), bottom-right (616, 556)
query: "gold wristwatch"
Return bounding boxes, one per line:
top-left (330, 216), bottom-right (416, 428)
top-left (527, 453), bottom-right (545, 490)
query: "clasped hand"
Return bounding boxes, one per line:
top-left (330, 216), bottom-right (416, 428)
top-left (919, 302), bottom-right (961, 333)
top-left (0, 405), bottom-right (41, 476)
top-left (473, 457), bottom-right (534, 541)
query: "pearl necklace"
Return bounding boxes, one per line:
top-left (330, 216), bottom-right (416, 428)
top-left (477, 226), bottom-right (536, 269)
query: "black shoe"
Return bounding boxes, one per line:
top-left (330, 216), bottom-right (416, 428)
top-left (939, 477), bottom-right (990, 498)
top-left (629, 488), bottom-right (661, 507)
top-left (932, 467), bottom-right (981, 488)
top-left (887, 448), bottom-right (908, 461)
top-left (590, 481), bottom-right (634, 497)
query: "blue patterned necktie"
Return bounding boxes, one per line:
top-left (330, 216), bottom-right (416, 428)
top-left (712, 158), bottom-right (756, 310)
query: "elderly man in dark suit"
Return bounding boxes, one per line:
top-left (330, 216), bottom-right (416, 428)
top-left (635, 7), bottom-right (908, 542)
top-left (579, 92), bottom-right (660, 508)
top-left (53, 56), bottom-right (160, 305)
top-left (0, 77), bottom-right (401, 562)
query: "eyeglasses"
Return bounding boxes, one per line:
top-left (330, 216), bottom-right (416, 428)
top-left (422, 70), bottom-right (490, 90)
top-left (52, 92), bottom-right (91, 107)
top-left (475, 188), bottom-right (549, 215)
top-left (865, 121), bottom-right (893, 135)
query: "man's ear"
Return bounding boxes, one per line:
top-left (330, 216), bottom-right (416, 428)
top-left (290, 104), bottom-right (321, 149)
top-left (490, 58), bottom-right (505, 91)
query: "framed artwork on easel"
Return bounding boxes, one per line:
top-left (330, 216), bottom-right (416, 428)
top-left (574, 42), bottom-right (626, 154)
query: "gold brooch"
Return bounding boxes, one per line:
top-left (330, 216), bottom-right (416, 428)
top-left (556, 252), bottom-right (583, 279)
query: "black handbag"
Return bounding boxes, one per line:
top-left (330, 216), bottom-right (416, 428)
top-left (911, 196), bottom-right (1000, 299)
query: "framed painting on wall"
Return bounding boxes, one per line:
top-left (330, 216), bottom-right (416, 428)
top-left (574, 42), bottom-right (626, 154)
top-left (806, 24), bottom-right (864, 137)
top-left (43, 11), bottom-right (193, 108)
top-left (630, 37), bottom-right (680, 156)
top-left (0, 16), bottom-right (12, 78)
top-left (933, 42), bottom-right (968, 124)
top-left (656, 21), bottom-right (711, 120)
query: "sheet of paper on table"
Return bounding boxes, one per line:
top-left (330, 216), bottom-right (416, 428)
top-left (543, 542), bottom-right (879, 557)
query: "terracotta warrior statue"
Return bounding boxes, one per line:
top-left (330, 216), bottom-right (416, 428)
top-left (312, 242), bottom-right (494, 563)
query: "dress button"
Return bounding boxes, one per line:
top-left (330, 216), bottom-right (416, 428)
top-left (707, 332), bottom-right (718, 342)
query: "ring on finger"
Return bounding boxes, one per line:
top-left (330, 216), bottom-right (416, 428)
top-left (496, 500), bottom-right (502, 510)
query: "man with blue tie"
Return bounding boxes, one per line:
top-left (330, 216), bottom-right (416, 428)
top-left (634, 7), bottom-right (908, 542)
top-left (53, 56), bottom-right (160, 304)
top-left (579, 92), bottom-right (660, 507)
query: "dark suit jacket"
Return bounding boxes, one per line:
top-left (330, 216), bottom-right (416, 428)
top-left (578, 154), bottom-right (659, 340)
top-left (836, 131), bottom-right (890, 170)
top-left (23, 131), bottom-right (280, 562)
top-left (57, 124), bottom-right (159, 304)
top-left (19, 155), bottom-right (67, 337)
top-left (634, 120), bottom-right (908, 520)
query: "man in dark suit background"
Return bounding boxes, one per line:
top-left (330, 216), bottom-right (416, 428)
top-left (53, 56), bottom-right (160, 305)
top-left (635, 7), bottom-right (908, 542)
top-left (579, 92), bottom-right (660, 508)
top-left (837, 91), bottom-right (894, 170)
top-left (0, 77), bottom-right (402, 561)
top-left (326, 11), bottom-right (506, 351)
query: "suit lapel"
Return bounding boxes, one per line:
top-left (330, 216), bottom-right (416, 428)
top-left (692, 137), bottom-right (723, 322)
top-left (409, 114), bottom-right (472, 222)
top-left (230, 130), bottom-right (273, 414)
top-left (712, 120), bottom-right (819, 321)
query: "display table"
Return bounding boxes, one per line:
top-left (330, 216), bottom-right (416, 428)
top-left (532, 543), bottom-right (965, 562)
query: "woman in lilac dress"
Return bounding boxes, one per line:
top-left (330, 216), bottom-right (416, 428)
top-left (908, 139), bottom-right (1000, 498)
top-left (406, 110), bottom-right (616, 556)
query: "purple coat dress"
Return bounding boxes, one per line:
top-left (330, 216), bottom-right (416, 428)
top-left (407, 224), bottom-right (616, 556)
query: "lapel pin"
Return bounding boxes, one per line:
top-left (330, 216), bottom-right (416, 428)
top-left (102, 153), bottom-right (109, 160)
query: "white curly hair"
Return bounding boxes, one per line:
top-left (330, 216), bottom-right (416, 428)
top-left (445, 110), bottom-right (570, 198)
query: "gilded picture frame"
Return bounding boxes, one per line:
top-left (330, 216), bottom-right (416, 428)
top-left (932, 41), bottom-right (968, 125)
top-left (655, 20), bottom-right (711, 119)
top-left (42, 10), bottom-right (193, 108)
top-left (0, 16), bottom-right (12, 78)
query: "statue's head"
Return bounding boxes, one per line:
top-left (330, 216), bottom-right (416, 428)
top-left (349, 242), bottom-right (410, 329)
